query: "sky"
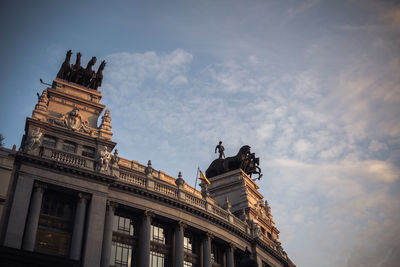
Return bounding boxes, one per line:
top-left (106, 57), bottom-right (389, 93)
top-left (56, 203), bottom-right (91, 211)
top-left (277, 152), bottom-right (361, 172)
top-left (1, 0), bottom-right (399, 266)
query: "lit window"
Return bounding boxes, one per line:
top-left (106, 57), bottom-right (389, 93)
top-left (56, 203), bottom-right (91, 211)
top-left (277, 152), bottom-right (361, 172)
top-left (151, 225), bottom-right (165, 244)
top-left (113, 214), bottom-right (134, 236)
top-left (35, 191), bottom-right (75, 256)
top-left (110, 242), bottom-right (132, 267)
top-left (150, 251), bottom-right (165, 267)
top-left (184, 261), bottom-right (193, 267)
top-left (184, 236), bottom-right (193, 253)
top-left (62, 141), bottom-right (76, 153)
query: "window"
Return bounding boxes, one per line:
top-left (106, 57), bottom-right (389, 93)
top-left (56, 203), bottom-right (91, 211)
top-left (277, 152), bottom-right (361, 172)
top-left (110, 242), bottom-right (132, 267)
top-left (151, 225), bottom-right (165, 244)
top-left (184, 236), bottom-right (193, 252)
top-left (150, 251), bottom-right (165, 267)
top-left (113, 214), bottom-right (134, 236)
top-left (211, 242), bottom-right (222, 264)
top-left (184, 262), bottom-right (193, 267)
top-left (82, 146), bottom-right (95, 158)
top-left (62, 140), bottom-right (76, 153)
top-left (110, 214), bottom-right (135, 267)
top-left (267, 232), bottom-right (272, 240)
top-left (42, 135), bottom-right (57, 148)
top-left (35, 191), bottom-right (75, 256)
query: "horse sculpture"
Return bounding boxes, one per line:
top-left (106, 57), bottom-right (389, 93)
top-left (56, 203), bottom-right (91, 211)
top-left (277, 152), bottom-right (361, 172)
top-left (56, 50), bottom-right (72, 80)
top-left (205, 145), bottom-right (263, 180)
top-left (90, 60), bottom-right (106, 90)
top-left (82, 56), bottom-right (97, 87)
top-left (69, 52), bottom-right (82, 84)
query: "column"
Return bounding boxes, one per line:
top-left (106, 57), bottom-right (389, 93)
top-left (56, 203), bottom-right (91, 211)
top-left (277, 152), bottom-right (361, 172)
top-left (101, 201), bottom-right (117, 267)
top-left (70, 193), bottom-right (90, 260)
top-left (175, 221), bottom-right (186, 266)
top-left (22, 182), bottom-right (46, 251)
top-left (83, 194), bottom-right (107, 267)
top-left (203, 232), bottom-right (213, 267)
top-left (138, 210), bottom-right (153, 267)
top-left (226, 243), bottom-right (235, 267)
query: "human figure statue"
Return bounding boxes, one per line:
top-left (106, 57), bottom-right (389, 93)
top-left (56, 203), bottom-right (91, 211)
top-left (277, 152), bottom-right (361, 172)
top-left (215, 141), bottom-right (225, 159)
top-left (98, 146), bottom-right (111, 172)
top-left (24, 128), bottom-right (43, 152)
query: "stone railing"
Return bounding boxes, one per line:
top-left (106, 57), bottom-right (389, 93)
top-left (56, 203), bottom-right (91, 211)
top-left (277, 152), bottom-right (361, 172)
top-left (42, 147), bottom-right (93, 169)
top-left (184, 193), bottom-right (207, 209)
top-left (153, 181), bottom-right (179, 198)
top-left (119, 171), bottom-right (146, 187)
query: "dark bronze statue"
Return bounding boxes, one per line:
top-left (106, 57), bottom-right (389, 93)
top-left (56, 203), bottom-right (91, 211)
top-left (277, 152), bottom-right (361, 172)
top-left (215, 141), bottom-right (225, 159)
top-left (90, 60), bottom-right (106, 90)
top-left (57, 51), bottom-right (106, 90)
top-left (206, 145), bottom-right (263, 180)
top-left (56, 50), bottom-right (72, 80)
top-left (69, 52), bottom-right (83, 84)
top-left (82, 56), bottom-right (97, 87)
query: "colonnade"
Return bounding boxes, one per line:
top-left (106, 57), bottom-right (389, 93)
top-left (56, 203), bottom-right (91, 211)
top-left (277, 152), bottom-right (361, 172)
top-left (20, 183), bottom-right (238, 267)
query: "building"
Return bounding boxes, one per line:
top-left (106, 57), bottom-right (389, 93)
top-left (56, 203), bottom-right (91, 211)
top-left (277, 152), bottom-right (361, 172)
top-left (0, 51), bottom-right (295, 267)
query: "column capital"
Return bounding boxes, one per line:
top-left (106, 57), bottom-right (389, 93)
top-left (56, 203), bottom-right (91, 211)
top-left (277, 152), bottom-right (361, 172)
top-left (106, 200), bottom-right (118, 211)
top-left (228, 242), bottom-right (236, 250)
top-left (78, 192), bottom-right (91, 201)
top-left (144, 209), bottom-right (155, 218)
top-left (34, 181), bottom-right (47, 192)
top-left (177, 221), bottom-right (187, 229)
top-left (206, 232), bottom-right (214, 239)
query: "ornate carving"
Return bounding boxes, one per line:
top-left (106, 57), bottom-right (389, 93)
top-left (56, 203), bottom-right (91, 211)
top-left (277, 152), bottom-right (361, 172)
top-left (96, 146), bottom-right (111, 172)
top-left (206, 145), bottom-right (263, 180)
top-left (52, 108), bottom-right (93, 135)
top-left (24, 128), bottom-right (43, 153)
top-left (178, 221), bottom-right (187, 229)
top-left (34, 181), bottom-right (47, 193)
top-left (264, 200), bottom-right (273, 219)
top-left (100, 109), bottom-right (112, 131)
top-left (35, 90), bottom-right (49, 112)
top-left (175, 172), bottom-right (185, 187)
top-left (145, 160), bottom-right (153, 178)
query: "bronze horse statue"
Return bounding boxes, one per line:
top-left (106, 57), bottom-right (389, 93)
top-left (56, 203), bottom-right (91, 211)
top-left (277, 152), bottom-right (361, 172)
top-left (56, 50), bottom-right (72, 80)
top-left (82, 56), bottom-right (97, 87)
top-left (69, 52), bottom-right (82, 83)
top-left (90, 60), bottom-right (106, 90)
top-left (206, 145), bottom-right (262, 180)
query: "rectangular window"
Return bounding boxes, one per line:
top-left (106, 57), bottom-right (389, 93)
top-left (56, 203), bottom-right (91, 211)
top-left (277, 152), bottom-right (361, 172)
top-left (35, 190), bottom-right (75, 256)
top-left (42, 135), bottom-right (57, 148)
top-left (184, 236), bottom-right (193, 253)
top-left (110, 242), bottom-right (132, 267)
top-left (211, 243), bottom-right (221, 264)
top-left (62, 140), bottom-right (76, 153)
top-left (262, 261), bottom-right (272, 267)
top-left (81, 146), bottom-right (95, 158)
top-left (150, 251), bottom-right (165, 267)
top-left (184, 261), bottom-right (193, 267)
top-left (151, 225), bottom-right (165, 244)
top-left (113, 214), bottom-right (134, 236)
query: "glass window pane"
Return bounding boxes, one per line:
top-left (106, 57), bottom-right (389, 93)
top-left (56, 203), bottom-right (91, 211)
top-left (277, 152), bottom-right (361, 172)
top-left (110, 244), bottom-right (116, 265)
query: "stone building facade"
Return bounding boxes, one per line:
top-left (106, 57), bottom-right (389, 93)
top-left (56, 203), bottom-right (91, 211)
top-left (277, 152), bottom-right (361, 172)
top-left (0, 59), bottom-right (295, 267)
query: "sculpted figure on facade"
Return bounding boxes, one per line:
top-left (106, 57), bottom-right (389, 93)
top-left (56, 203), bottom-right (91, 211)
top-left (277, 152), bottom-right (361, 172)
top-left (24, 128), bottom-right (43, 153)
top-left (35, 90), bottom-right (49, 111)
top-left (215, 141), bottom-right (225, 159)
top-left (69, 52), bottom-right (83, 84)
top-left (53, 108), bottom-right (92, 135)
top-left (97, 146), bottom-right (111, 172)
top-left (100, 109), bottom-right (112, 131)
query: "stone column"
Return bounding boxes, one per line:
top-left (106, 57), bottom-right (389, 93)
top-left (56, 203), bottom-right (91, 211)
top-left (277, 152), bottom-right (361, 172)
top-left (138, 210), bottom-right (153, 267)
top-left (203, 232), bottom-right (213, 267)
top-left (226, 243), bottom-right (235, 267)
top-left (175, 221), bottom-right (186, 267)
top-left (101, 201), bottom-right (117, 267)
top-left (22, 182), bottom-right (46, 251)
top-left (70, 193), bottom-right (90, 260)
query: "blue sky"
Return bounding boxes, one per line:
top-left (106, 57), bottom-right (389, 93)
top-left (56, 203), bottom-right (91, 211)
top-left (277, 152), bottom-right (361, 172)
top-left (1, 0), bottom-right (399, 266)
